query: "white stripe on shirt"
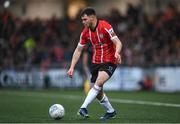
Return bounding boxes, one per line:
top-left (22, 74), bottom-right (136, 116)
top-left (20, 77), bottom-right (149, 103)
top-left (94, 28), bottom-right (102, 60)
top-left (96, 28), bottom-right (103, 63)
top-left (89, 29), bottom-right (96, 63)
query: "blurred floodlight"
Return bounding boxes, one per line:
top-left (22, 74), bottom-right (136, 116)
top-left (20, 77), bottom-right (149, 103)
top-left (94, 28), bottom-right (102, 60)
top-left (67, 0), bottom-right (86, 19)
top-left (4, 0), bottom-right (10, 8)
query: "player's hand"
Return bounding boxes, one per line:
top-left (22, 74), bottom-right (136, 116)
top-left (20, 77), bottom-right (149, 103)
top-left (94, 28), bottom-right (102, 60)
top-left (115, 52), bottom-right (121, 64)
top-left (67, 68), bottom-right (74, 78)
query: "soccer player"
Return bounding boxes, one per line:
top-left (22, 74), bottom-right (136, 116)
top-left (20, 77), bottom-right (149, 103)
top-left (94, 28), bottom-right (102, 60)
top-left (67, 7), bottom-right (122, 120)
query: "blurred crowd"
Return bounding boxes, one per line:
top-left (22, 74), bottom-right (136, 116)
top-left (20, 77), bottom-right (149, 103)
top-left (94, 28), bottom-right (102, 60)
top-left (0, 3), bottom-right (179, 70)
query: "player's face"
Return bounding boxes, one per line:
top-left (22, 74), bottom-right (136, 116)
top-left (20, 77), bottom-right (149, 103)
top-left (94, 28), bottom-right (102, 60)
top-left (81, 14), bottom-right (93, 28)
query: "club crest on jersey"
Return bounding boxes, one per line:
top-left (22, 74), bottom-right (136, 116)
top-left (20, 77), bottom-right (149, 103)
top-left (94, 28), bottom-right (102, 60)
top-left (99, 34), bottom-right (104, 38)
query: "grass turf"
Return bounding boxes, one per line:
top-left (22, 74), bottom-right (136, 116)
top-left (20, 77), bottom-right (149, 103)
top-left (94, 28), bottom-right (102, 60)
top-left (0, 89), bottom-right (180, 123)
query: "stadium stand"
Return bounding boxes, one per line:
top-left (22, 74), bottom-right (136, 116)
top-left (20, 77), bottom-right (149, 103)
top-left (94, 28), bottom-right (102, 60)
top-left (0, 3), bottom-right (179, 70)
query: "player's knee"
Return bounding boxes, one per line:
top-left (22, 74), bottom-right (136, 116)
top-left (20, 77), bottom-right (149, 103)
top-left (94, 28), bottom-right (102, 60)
top-left (95, 80), bottom-right (104, 87)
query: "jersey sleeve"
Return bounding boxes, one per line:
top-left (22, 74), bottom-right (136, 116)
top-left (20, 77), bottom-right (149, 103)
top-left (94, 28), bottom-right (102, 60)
top-left (103, 21), bottom-right (118, 41)
top-left (78, 30), bottom-right (88, 47)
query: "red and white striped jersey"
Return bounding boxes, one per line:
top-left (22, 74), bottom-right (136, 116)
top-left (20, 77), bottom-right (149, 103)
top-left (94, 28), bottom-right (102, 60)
top-left (78, 20), bottom-right (118, 64)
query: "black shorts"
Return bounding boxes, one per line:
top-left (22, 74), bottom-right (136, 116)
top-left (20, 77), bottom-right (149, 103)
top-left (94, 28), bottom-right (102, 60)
top-left (90, 63), bottom-right (117, 83)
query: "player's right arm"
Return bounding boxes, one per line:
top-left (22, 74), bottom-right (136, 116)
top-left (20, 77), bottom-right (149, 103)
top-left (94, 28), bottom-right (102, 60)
top-left (67, 45), bottom-right (84, 78)
top-left (67, 29), bottom-right (88, 78)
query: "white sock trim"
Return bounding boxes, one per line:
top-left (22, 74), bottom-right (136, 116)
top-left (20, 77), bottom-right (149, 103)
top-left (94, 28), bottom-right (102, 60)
top-left (93, 84), bottom-right (101, 91)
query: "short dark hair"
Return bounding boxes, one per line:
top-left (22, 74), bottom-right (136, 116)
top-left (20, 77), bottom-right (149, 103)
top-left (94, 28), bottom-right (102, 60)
top-left (80, 7), bottom-right (96, 17)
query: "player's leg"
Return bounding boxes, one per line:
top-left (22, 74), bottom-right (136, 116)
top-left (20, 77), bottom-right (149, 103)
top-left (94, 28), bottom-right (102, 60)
top-left (78, 66), bottom-right (97, 118)
top-left (96, 83), bottom-right (116, 120)
top-left (78, 71), bottom-right (110, 117)
top-left (79, 63), bottom-right (117, 118)
top-left (97, 63), bottom-right (117, 120)
top-left (97, 90), bottom-right (115, 113)
top-left (80, 71), bottom-right (110, 108)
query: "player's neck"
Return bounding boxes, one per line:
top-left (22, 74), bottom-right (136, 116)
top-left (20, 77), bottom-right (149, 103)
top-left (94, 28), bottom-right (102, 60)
top-left (90, 18), bottom-right (98, 32)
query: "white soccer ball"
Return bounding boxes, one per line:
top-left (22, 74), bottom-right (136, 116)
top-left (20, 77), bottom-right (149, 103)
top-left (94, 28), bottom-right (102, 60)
top-left (49, 104), bottom-right (65, 119)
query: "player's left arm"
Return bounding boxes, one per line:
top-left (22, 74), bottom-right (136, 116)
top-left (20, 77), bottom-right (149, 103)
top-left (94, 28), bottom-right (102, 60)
top-left (112, 36), bottom-right (122, 64)
top-left (103, 21), bottom-right (122, 64)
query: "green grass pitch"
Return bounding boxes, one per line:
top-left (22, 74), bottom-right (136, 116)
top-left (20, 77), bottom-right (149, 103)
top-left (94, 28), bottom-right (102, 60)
top-left (0, 89), bottom-right (180, 123)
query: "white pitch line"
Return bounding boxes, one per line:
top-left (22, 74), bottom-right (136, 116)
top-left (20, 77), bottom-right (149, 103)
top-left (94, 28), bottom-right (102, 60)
top-left (61, 95), bottom-right (180, 108)
top-left (2, 91), bottom-right (180, 108)
top-left (110, 98), bottom-right (180, 108)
